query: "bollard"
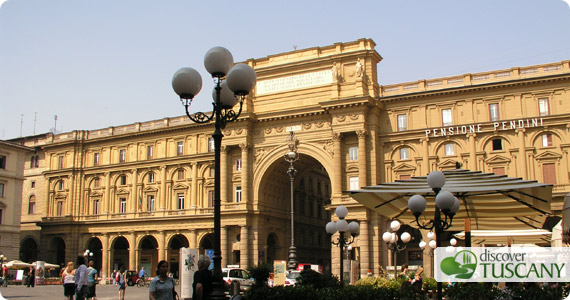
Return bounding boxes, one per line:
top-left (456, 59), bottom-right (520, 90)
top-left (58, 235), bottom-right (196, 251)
top-left (231, 280), bottom-right (240, 296)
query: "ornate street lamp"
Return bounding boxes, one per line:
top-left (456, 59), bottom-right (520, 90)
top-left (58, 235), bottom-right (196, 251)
top-left (172, 47), bottom-right (256, 300)
top-left (325, 205), bottom-right (360, 283)
top-left (382, 220), bottom-right (411, 279)
top-left (284, 131), bottom-right (300, 271)
top-left (83, 250), bottom-right (94, 259)
top-left (407, 170), bottom-right (460, 300)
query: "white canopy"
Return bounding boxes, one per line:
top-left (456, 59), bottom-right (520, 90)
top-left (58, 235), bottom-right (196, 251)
top-left (31, 261), bottom-right (60, 268)
top-left (348, 168), bottom-right (552, 230)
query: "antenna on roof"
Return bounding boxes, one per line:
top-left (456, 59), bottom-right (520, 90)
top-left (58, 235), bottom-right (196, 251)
top-left (33, 112), bottom-right (37, 135)
top-left (20, 114), bottom-right (24, 137)
top-left (53, 115), bottom-right (58, 134)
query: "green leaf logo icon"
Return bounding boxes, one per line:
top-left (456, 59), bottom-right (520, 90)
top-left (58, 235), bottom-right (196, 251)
top-left (440, 250), bottom-right (477, 279)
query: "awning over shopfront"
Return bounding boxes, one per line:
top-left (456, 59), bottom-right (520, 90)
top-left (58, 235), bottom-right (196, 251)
top-left (347, 168), bottom-right (552, 231)
top-left (454, 229), bottom-right (552, 245)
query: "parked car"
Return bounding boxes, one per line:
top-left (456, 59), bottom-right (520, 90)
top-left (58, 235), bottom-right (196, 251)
top-left (284, 271), bottom-right (301, 286)
top-left (222, 267), bottom-right (254, 292)
top-left (125, 270), bottom-right (139, 286)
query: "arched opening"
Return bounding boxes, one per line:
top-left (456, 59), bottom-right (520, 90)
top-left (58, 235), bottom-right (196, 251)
top-left (20, 238), bottom-right (38, 263)
top-left (86, 238), bottom-right (103, 272)
top-left (257, 153), bottom-right (331, 267)
top-left (199, 233), bottom-right (215, 262)
top-left (168, 234), bottom-right (189, 278)
top-left (112, 236), bottom-right (129, 271)
top-left (47, 237), bottom-right (66, 268)
top-left (139, 236), bottom-right (158, 276)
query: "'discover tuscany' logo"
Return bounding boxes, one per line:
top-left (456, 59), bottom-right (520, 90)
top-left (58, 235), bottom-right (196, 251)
top-left (441, 250), bottom-right (478, 279)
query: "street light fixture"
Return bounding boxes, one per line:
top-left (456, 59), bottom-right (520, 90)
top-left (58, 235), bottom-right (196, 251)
top-left (407, 170), bottom-right (460, 300)
top-left (284, 131), bottom-right (300, 271)
top-left (382, 220), bottom-right (411, 279)
top-left (325, 205), bottom-right (360, 283)
top-left (172, 46), bottom-right (256, 300)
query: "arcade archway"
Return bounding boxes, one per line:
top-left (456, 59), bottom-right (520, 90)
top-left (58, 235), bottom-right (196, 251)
top-left (86, 237), bottom-right (103, 271)
top-left (112, 236), bottom-right (129, 270)
top-left (168, 234), bottom-right (189, 278)
top-left (20, 238), bottom-right (38, 263)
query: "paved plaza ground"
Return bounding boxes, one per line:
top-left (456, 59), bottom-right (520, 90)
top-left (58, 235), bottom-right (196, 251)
top-left (0, 283), bottom-right (154, 300)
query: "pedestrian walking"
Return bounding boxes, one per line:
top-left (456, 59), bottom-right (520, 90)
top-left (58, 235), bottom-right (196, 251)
top-left (86, 260), bottom-right (98, 300)
top-left (149, 260), bottom-right (177, 300)
top-left (117, 266), bottom-right (126, 300)
top-left (62, 261), bottom-right (76, 300)
top-left (75, 256), bottom-right (89, 300)
top-left (27, 266), bottom-right (35, 287)
top-left (192, 256), bottom-right (212, 300)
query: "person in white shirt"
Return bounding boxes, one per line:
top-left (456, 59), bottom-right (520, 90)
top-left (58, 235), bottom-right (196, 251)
top-left (74, 256), bottom-right (89, 300)
top-left (61, 261), bottom-right (76, 300)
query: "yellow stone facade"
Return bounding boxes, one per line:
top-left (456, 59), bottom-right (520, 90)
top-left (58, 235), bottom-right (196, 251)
top-left (9, 38), bottom-right (570, 281)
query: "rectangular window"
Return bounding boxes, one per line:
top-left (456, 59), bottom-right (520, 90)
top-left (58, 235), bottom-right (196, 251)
top-left (30, 156), bottom-right (36, 168)
top-left (58, 155), bottom-right (64, 169)
top-left (148, 172), bottom-right (155, 183)
top-left (235, 158), bottom-right (242, 171)
top-left (0, 155), bottom-right (5, 169)
top-left (93, 153), bottom-right (100, 166)
top-left (207, 190), bottom-right (214, 208)
top-left (397, 114), bottom-right (407, 131)
top-left (400, 174), bottom-right (411, 180)
top-left (349, 176), bottom-right (359, 190)
top-left (445, 143), bottom-right (454, 156)
top-left (94, 178), bottom-right (100, 188)
top-left (543, 163), bottom-right (557, 185)
top-left (119, 149), bottom-right (126, 163)
top-left (58, 180), bottom-right (64, 190)
top-left (235, 186), bottom-right (242, 203)
top-left (120, 175), bottom-right (127, 185)
top-left (119, 198), bottom-right (127, 213)
top-left (0, 208), bottom-right (3, 224)
top-left (28, 197), bottom-right (35, 214)
top-left (492, 139), bottom-right (503, 151)
top-left (92, 199), bottom-right (100, 215)
top-left (539, 98), bottom-right (550, 116)
top-left (542, 134), bottom-right (553, 147)
top-left (147, 195), bottom-right (155, 211)
top-left (177, 169), bottom-right (185, 180)
top-left (489, 103), bottom-right (499, 121)
top-left (442, 109), bottom-right (452, 126)
top-left (56, 201), bottom-right (64, 216)
top-left (147, 145), bottom-right (154, 159)
top-left (0, 183), bottom-right (4, 198)
top-left (33, 155), bottom-right (39, 168)
top-left (208, 138), bottom-right (215, 153)
top-left (177, 141), bottom-right (184, 156)
top-left (31, 181), bottom-right (35, 188)
top-left (177, 193), bottom-right (185, 210)
top-left (400, 148), bottom-right (409, 160)
top-left (348, 146), bottom-right (358, 161)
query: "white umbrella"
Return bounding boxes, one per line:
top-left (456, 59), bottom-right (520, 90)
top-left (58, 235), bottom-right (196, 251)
top-left (31, 261), bottom-right (60, 268)
top-left (4, 260), bottom-right (32, 269)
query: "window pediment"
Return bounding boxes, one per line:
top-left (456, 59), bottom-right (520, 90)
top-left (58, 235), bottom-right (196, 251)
top-left (392, 163), bottom-right (416, 173)
top-left (116, 188), bottom-right (130, 195)
top-left (535, 151), bottom-right (562, 161)
top-left (172, 183), bottom-right (189, 190)
top-left (485, 155), bottom-right (511, 165)
top-left (143, 186), bottom-right (158, 193)
top-left (438, 159), bottom-right (461, 170)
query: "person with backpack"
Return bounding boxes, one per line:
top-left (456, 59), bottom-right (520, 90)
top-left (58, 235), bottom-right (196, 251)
top-left (116, 266), bottom-right (126, 300)
top-left (149, 260), bottom-right (177, 300)
top-left (86, 260), bottom-right (98, 300)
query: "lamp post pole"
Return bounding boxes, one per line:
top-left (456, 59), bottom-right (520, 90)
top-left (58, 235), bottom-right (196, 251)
top-left (326, 205), bottom-right (360, 284)
top-left (382, 221), bottom-right (411, 279)
top-left (285, 131), bottom-right (299, 271)
top-left (172, 47), bottom-right (257, 300)
top-left (407, 171), bottom-right (460, 300)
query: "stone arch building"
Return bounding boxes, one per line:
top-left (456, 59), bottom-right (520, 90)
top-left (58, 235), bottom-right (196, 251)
top-left (10, 38), bottom-right (570, 280)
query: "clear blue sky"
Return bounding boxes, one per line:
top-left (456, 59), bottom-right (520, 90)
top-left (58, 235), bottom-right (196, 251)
top-left (1, 0), bottom-right (569, 140)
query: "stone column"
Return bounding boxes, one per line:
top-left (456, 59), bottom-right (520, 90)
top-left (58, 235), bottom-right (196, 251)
top-left (359, 218), bottom-right (370, 278)
top-left (158, 231), bottom-right (166, 262)
top-left (240, 225), bottom-right (249, 268)
top-left (160, 166), bottom-right (167, 210)
top-left (131, 168), bottom-right (138, 213)
top-left (240, 143), bottom-right (250, 204)
top-left (357, 130), bottom-right (368, 188)
top-left (189, 230), bottom-right (197, 249)
top-left (129, 231), bottom-right (136, 270)
top-left (421, 137), bottom-right (430, 174)
top-left (191, 162), bottom-right (198, 208)
top-left (221, 226), bottom-right (229, 268)
top-left (221, 146), bottom-right (228, 203)
top-left (370, 213), bottom-right (380, 276)
top-left (468, 133), bottom-right (477, 171)
top-left (104, 172), bottom-right (111, 214)
top-left (517, 128), bottom-right (528, 179)
top-left (332, 133), bottom-right (343, 197)
top-left (101, 233), bottom-right (109, 279)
